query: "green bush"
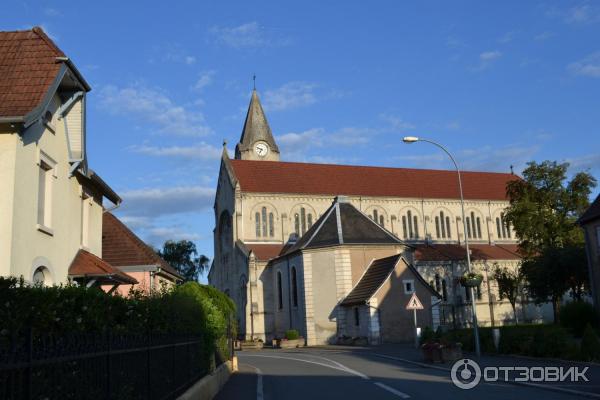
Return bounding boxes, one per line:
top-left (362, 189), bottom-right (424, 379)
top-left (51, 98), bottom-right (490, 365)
top-left (560, 301), bottom-right (598, 337)
top-left (419, 326), bottom-right (437, 345)
top-left (498, 324), bottom-right (568, 358)
top-left (581, 324), bottom-right (600, 361)
top-left (0, 277), bottom-right (235, 363)
top-left (285, 329), bottom-right (300, 340)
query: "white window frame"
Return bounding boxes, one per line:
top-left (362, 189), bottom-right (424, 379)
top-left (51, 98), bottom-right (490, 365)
top-left (403, 279), bottom-right (415, 294)
top-left (36, 151), bottom-right (57, 235)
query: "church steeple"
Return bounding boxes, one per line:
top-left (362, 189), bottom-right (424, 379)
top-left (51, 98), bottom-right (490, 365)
top-left (235, 89), bottom-right (280, 161)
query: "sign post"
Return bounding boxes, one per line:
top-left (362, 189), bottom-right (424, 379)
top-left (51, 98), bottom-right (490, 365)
top-left (406, 293), bottom-right (424, 348)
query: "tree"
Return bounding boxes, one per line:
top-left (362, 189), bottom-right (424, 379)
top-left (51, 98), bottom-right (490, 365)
top-left (158, 240), bottom-right (210, 283)
top-left (504, 161), bottom-right (596, 322)
top-left (493, 264), bottom-right (523, 324)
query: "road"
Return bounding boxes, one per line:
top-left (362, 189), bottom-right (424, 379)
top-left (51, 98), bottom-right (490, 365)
top-left (216, 347), bottom-right (592, 400)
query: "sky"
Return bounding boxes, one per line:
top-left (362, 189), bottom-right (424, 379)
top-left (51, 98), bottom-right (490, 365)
top-left (3, 1), bottom-right (600, 279)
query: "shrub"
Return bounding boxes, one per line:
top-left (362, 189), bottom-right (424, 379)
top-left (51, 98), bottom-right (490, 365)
top-left (560, 301), bottom-right (598, 337)
top-left (581, 324), bottom-right (600, 361)
top-left (498, 324), bottom-right (568, 358)
top-left (419, 326), bottom-right (437, 345)
top-left (285, 329), bottom-right (300, 340)
top-left (0, 277), bottom-right (234, 362)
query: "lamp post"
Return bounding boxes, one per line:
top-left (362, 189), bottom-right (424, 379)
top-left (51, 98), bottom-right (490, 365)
top-left (402, 136), bottom-right (481, 358)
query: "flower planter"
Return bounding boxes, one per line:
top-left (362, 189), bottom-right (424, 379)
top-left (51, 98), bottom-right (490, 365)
top-left (421, 343), bottom-right (443, 363)
top-left (440, 343), bottom-right (463, 362)
top-left (275, 338), bottom-right (304, 349)
top-left (240, 340), bottom-right (264, 350)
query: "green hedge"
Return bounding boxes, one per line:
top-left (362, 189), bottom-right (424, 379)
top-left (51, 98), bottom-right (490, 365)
top-left (0, 277), bottom-right (235, 361)
top-left (431, 324), bottom-right (599, 360)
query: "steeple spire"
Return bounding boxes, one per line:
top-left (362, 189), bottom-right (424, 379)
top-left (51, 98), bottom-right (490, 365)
top-left (234, 89), bottom-right (280, 161)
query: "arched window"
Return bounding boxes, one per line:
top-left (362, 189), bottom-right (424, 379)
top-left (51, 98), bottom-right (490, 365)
top-left (354, 307), bottom-right (360, 326)
top-left (495, 213), bottom-right (512, 239)
top-left (401, 210), bottom-right (419, 239)
top-left (294, 207), bottom-right (313, 236)
top-left (370, 209), bottom-right (385, 227)
top-left (291, 266), bottom-right (298, 307)
top-left (261, 207), bottom-right (268, 237)
top-left (255, 212), bottom-right (261, 237)
top-left (435, 274), bottom-right (441, 293)
top-left (32, 266), bottom-right (50, 286)
top-left (277, 271), bottom-right (283, 310)
top-left (256, 207), bottom-right (276, 238)
top-left (466, 212), bottom-right (482, 239)
top-left (435, 211), bottom-right (451, 239)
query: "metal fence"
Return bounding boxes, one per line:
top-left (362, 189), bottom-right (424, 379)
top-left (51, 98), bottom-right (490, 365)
top-left (0, 329), bottom-right (211, 400)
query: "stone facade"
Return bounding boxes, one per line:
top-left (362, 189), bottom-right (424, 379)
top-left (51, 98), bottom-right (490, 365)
top-left (208, 90), bottom-right (553, 343)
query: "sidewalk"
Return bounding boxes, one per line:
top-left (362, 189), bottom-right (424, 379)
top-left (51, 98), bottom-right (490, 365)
top-left (364, 343), bottom-right (600, 398)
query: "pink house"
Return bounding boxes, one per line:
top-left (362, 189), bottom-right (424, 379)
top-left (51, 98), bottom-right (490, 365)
top-left (101, 213), bottom-right (182, 295)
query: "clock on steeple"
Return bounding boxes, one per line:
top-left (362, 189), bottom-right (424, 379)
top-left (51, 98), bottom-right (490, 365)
top-left (234, 89), bottom-right (280, 161)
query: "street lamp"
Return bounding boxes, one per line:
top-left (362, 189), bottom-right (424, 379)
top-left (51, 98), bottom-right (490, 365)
top-left (402, 136), bottom-right (481, 358)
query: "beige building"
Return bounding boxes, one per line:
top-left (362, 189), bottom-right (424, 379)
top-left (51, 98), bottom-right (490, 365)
top-left (0, 27), bottom-right (130, 288)
top-left (579, 195), bottom-right (600, 320)
top-left (209, 89), bottom-right (553, 344)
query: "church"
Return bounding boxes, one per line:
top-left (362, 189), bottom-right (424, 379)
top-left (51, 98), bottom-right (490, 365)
top-left (208, 90), bottom-right (553, 345)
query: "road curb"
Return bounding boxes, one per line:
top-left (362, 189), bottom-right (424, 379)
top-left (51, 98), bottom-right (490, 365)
top-left (372, 353), bottom-right (600, 399)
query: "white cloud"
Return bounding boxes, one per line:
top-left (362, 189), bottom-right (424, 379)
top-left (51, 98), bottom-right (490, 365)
top-left (129, 143), bottom-right (222, 160)
top-left (98, 84), bottom-right (211, 136)
top-left (43, 8), bottom-right (61, 17)
top-left (379, 114), bottom-right (416, 131)
top-left (193, 70), bottom-right (216, 91)
top-left (263, 82), bottom-right (318, 111)
top-left (565, 4), bottom-right (600, 24)
top-left (472, 50), bottom-right (502, 71)
top-left (184, 56), bottom-right (196, 65)
top-left (568, 52), bottom-right (600, 78)
top-left (328, 127), bottom-right (375, 146)
top-left (498, 31), bottom-right (517, 44)
top-left (145, 226), bottom-right (202, 246)
top-left (565, 153), bottom-right (600, 172)
top-left (396, 144), bottom-right (539, 173)
top-left (119, 186), bottom-right (214, 218)
top-left (209, 21), bottom-right (290, 49)
top-left (278, 128), bottom-right (324, 149)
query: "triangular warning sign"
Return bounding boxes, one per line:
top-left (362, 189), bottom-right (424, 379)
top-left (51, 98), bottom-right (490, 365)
top-left (406, 293), bottom-right (424, 310)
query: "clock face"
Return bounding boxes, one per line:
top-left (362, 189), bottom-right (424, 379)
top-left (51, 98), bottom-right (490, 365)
top-left (254, 142), bottom-right (269, 157)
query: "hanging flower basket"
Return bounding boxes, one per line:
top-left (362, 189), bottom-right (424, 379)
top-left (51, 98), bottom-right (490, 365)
top-left (460, 272), bottom-right (483, 287)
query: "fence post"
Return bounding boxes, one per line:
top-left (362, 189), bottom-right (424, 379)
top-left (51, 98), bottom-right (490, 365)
top-left (26, 327), bottom-right (32, 400)
top-left (106, 329), bottom-right (111, 400)
top-left (146, 330), bottom-right (151, 400)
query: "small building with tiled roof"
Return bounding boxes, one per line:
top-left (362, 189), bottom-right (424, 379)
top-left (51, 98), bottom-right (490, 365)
top-left (209, 87), bottom-right (551, 343)
top-left (0, 27), bottom-right (121, 287)
top-left (579, 194), bottom-right (600, 319)
top-left (102, 213), bottom-right (182, 295)
top-left (266, 196), bottom-right (439, 344)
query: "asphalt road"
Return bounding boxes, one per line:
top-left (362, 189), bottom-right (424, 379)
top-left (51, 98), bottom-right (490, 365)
top-left (215, 347), bottom-right (592, 400)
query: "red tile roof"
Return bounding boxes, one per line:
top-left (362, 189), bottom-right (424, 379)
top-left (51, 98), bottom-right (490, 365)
top-left (230, 160), bottom-right (518, 201)
top-left (246, 244), bottom-right (284, 261)
top-left (102, 213), bottom-right (181, 279)
top-left (414, 243), bottom-right (522, 262)
top-left (0, 27), bottom-right (65, 118)
top-left (69, 249), bottom-right (138, 285)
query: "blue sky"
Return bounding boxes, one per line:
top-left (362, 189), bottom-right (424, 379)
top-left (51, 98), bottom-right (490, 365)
top-left (4, 1), bottom-right (600, 278)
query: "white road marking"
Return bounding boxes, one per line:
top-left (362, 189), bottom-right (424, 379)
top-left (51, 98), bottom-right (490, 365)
top-left (241, 354), bottom-right (369, 380)
top-left (240, 363), bottom-right (263, 400)
top-left (374, 382), bottom-right (411, 399)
